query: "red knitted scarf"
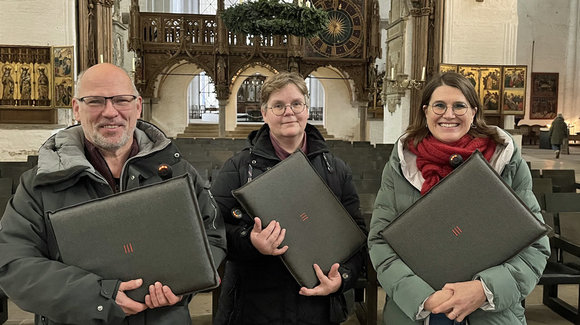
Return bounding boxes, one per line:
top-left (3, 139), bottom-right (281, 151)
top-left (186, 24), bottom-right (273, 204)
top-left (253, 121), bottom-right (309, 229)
top-left (408, 134), bottom-right (497, 195)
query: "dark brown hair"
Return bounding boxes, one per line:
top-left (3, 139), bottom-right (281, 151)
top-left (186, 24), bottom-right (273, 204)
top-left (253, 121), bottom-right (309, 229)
top-left (405, 72), bottom-right (503, 148)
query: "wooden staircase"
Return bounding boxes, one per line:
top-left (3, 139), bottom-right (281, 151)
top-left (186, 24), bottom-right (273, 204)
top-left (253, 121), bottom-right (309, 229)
top-left (176, 123), bottom-right (333, 139)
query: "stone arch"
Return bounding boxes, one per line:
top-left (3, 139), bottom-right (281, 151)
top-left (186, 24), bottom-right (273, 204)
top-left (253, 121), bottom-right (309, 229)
top-left (226, 63), bottom-right (277, 131)
top-left (309, 65), bottom-right (360, 140)
top-left (148, 61), bottom-right (207, 137)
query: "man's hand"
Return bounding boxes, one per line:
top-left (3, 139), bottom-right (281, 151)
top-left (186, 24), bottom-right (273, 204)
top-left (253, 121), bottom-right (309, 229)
top-left (431, 280), bottom-right (486, 322)
top-left (299, 263), bottom-right (341, 296)
top-left (115, 279), bottom-right (147, 316)
top-left (145, 282), bottom-right (183, 309)
top-left (250, 217), bottom-right (289, 256)
top-left (424, 288), bottom-right (453, 312)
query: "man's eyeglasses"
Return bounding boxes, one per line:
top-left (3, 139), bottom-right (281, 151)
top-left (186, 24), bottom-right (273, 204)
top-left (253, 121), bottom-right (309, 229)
top-left (268, 102), bottom-right (307, 116)
top-left (77, 95), bottom-right (137, 110)
top-left (427, 102), bottom-right (471, 116)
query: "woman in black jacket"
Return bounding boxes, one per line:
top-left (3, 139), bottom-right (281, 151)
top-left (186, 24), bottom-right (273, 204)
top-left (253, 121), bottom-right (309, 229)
top-left (212, 71), bottom-right (367, 325)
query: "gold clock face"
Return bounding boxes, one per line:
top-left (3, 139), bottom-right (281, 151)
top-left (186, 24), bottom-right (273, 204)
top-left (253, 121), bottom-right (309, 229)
top-left (309, 0), bottom-right (363, 57)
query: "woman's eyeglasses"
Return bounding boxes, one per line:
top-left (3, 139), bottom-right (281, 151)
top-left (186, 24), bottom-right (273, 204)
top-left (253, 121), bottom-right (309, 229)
top-left (268, 102), bottom-right (307, 116)
top-left (427, 102), bottom-right (471, 116)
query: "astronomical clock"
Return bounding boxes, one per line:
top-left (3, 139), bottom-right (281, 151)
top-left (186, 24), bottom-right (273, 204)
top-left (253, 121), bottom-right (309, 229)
top-left (307, 0), bottom-right (364, 58)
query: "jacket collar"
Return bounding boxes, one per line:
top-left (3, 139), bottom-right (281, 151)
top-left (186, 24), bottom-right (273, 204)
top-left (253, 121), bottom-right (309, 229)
top-left (397, 126), bottom-right (515, 191)
top-left (34, 120), bottom-right (171, 187)
top-left (247, 123), bottom-right (329, 160)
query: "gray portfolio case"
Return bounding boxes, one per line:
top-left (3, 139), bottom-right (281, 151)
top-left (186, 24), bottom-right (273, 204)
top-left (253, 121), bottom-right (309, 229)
top-left (48, 174), bottom-right (219, 302)
top-left (381, 151), bottom-right (550, 290)
top-left (232, 150), bottom-right (366, 288)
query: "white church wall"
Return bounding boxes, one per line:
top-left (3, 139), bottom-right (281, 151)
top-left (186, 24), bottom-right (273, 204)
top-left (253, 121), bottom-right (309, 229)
top-left (443, 0), bottom-right (518, 65)
top-left (0, 0), bottom-right (76, 161)
top-left (516, 0), bottom-right (580, 133)
top-left (383, 94), bottom-right (410, 144)
top-left (442, 0), bottom-right (518, 129)
top-left (367, 120), bottom-right (383, 145)
top-left (1, 0), bottom-right (75, 47)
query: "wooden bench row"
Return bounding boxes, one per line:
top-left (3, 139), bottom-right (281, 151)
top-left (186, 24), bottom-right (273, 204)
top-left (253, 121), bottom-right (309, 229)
top-left (535, 191), bottom-right (580, 324)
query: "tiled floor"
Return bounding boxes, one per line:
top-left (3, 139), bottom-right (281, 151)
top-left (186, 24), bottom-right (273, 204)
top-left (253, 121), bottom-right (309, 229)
top-left (4, 144), bottom-right (580, 324)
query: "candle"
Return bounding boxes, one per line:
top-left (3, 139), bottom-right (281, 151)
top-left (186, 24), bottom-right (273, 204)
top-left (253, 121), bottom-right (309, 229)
top-left (99, 54), bottom-right (104, 63)
top-left (132, 58), bottom-right (136, 71)
top-left (298, 0), bottom-right (303, 7)
top-left (390, 67), bottom-right (395, 80)
top-left (306, 0), bottom-right (311, 7)
top-left (421, 66), bottom-right (426, 81)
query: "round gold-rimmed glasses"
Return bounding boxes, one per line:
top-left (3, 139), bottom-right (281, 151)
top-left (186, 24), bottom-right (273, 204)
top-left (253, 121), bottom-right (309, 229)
top-left (268, 102), bottom-right (307, 116)
top-left (427, 102), bottom-right (471, 116)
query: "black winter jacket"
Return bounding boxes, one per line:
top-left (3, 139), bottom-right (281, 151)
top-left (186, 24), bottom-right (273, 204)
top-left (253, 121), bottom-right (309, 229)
top-left (212, 123), bottom-right (367, 325)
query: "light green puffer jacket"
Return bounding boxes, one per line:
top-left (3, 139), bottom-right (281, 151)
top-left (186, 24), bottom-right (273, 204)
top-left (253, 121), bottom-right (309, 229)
top-left (368, 128), bottom-right (550, 325)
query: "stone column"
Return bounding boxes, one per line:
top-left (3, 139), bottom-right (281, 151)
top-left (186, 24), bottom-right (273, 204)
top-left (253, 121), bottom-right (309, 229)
top-left (78, 0), bottom-right (114, 71)
top-left (358, 101), bottom-right (368, 141)
top-left (409, 2), bottom-right (432, 122)
top-left (218, 98), bottom-right (228, 137)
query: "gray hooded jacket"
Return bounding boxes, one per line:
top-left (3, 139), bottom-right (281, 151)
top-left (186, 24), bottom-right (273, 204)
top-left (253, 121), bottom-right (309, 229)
top-left (0, 120), bottom-right (226, 325)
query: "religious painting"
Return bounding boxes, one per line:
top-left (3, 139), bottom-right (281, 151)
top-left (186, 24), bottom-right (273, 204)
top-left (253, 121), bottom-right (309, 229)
top-left (53, 46), bottom-right (74, 108)
top-left (529, 72), bottom-right (558, 119)
top-left (0, 45), bottom-right (53, 109)
top-left (0, 62), bottom-right (16, 106)
top-left (530, 98), bottom-right (557, 120)
top-left (16, 63), bottom-right (34, 106)
top-left (439, 63), bottom-right (457, 73)
top-left (54, 78), bottom-right (74, 107)
top-left (53, 47), bottom-right (73, 78)
top-left (458, 66), bottom-right (480, 93)
top-left (502, 88), bottom-right (526, 114)
top-left (479, 66), bottom-right (502, 113)
top-left (35, 63), bottom-right (52, 106)
top-left (501, 66), bottom-right (526, 115)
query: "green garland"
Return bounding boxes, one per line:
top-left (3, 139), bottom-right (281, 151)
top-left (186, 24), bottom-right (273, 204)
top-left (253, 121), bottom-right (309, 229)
top-left (221, 0), bottom-right (329, 38)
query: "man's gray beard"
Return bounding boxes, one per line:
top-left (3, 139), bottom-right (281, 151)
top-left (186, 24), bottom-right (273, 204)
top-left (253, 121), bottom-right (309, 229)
top-left (92, 131), bottom-right (130, 152)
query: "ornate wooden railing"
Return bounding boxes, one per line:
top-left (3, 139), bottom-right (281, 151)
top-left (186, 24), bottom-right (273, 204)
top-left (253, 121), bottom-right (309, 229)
top-left (129, 9), bottom-right (373, 103)
top-left (139, 12), bottom-right (288, 51)
top-left (140, 13), bottom-right (217, 45)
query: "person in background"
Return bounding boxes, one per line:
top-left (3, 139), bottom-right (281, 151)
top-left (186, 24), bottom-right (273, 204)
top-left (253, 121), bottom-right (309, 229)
top-left (0, 63), bottom-right (226, 325)
top-left (549, 113), bottom-right (568, 158)
top-left (212, 71), bottom-right (367, 325)
top-left (368, 72), bottom-right (550, 324)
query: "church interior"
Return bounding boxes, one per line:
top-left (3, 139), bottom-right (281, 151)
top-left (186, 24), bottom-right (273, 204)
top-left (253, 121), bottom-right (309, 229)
top-left (1, 0), bottom-right (580, 324)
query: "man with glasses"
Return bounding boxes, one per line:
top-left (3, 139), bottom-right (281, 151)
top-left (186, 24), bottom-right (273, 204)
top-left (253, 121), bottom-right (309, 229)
top-left (212, 71), bottom-right (367, 325)
top-left (0, 63), bottom-right (226, 324)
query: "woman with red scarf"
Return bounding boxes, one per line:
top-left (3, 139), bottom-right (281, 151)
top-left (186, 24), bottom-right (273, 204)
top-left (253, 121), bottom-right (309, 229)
top-left (368, 72), bottom-right (550, 325)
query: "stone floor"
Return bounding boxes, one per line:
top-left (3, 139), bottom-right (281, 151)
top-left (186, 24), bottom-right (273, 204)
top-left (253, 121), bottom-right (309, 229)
top-left (5, 284), bottom-right (578, 324)
top-left (4, 144), bottom-right (580, 324)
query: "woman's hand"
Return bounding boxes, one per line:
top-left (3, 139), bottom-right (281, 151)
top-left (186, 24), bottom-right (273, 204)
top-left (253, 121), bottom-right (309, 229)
top-left (299, 263), bottom-right (342, 296)
top-left (424, 288), bottom-right (454, 312)
top-left (250, 217), bottom-right (289, 255)
top-left (431, 280), bottom-right (486, 322)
